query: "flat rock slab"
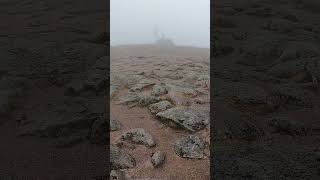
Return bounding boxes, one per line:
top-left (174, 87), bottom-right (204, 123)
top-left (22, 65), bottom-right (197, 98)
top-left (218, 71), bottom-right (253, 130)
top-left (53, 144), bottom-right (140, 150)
top-left (120, 128), bottom-right (156, 147)
top-left (174, 135), bottom-right (205, 159)
top-left (129, 79), bottom-right (155, 92)
top-left (116, 93), bottom-right (141, 106)
top-left (111, 144), bottom-right (136, 170)
top-left (156, 107), bottom-right (209, 132)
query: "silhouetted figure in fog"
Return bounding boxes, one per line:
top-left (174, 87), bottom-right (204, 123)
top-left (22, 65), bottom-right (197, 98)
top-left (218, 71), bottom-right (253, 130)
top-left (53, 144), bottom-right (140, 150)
top-left (153, 26), bottom-right (175, 48)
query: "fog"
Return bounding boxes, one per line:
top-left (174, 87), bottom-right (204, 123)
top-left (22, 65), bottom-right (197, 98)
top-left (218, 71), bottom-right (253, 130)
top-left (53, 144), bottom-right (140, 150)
top-left (111, 0), bottom-right (210, 48)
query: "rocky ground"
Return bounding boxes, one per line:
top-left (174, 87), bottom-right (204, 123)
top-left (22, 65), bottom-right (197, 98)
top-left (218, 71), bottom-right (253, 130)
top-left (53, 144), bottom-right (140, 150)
top-left (0, 0), bottom-right (108, 176)
top-left (110, 45), bottom-right (210, 180)
top-left (213, 0), bottom-right (320, 179)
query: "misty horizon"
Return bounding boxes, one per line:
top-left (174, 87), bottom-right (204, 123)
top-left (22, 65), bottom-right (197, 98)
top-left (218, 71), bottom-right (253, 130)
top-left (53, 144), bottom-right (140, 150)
top-left (111, 0), bottom-right (210, 48)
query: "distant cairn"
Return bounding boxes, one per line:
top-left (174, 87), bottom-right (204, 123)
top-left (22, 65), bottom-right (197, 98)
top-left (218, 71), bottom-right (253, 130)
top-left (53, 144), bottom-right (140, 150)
top-left (153, 26), bottom-right (175, 48)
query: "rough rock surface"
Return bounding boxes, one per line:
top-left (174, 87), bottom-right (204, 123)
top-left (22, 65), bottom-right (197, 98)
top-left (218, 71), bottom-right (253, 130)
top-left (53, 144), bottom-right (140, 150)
top-left (156, 107), bottom-right (209, 132)
top-left (268, 116), bottom-right (308, 136)
top-left (213, 0), bottom-right (320, 178)
top-left (110, 170), bottom-right (127, 180)
top-left (110, 45), bottom-right (210, 179)
top-left (110, 119), bottom-right (121, 131)
top-left (174, 135), bottom-right (205, 159)
top-left (151, 151), bottom-right (166, 168)
top-left (90, 115), bottom-right (107, 145)
top-left (120, 128), bottom-right (156, 147)
top-left (138, 95), bottom-right (161, 107)
top-left (111, 144), bottom-right (136, 170)
top-left (151, 83), bottom-right (168, 96)
top-left (148, 100), bottom-right (173, 114)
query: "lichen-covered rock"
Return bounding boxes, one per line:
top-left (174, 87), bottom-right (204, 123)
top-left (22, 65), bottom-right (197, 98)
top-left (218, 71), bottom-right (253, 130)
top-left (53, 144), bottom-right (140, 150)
top-left (129, 79), bottom-right (155, 92)
top-left (225, 118), bottom-right (263, 140)
top-left (267, 83), bottom-right (313, 108)
top-left (138, 95), bottom-right (161, 107)
top-left (121, 128), bottom-right (156, 147)
top-left (156, 107), bottom-right (209, 132)
top-left (174, 135), bottom-right (205, 159)
top-left (268, 117), bottom-right (308, 135)
top-left (110, 144), bottom-right (136, 170)
top-left (151, 150), bottom-right (166, 168)
top-left (116, 93), bottom-right (141, 106)
top-left (110, 170), bottom-right (127, 180)
top-left (148, 101), bottom-right (173, 114)
top-left (110, 119), bottom-right (121, 131)
top-left (151, 83), bottom-right (168, 96)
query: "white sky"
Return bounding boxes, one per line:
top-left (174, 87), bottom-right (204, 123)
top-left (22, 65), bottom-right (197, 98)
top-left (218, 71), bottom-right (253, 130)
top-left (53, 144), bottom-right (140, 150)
top-left (111, 0), bottom-right (210, 48)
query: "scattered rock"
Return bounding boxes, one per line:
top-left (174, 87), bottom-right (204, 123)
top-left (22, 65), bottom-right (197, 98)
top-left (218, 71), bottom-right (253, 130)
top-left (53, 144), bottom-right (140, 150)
top-left (121, 128), bottom-right (156, 147)
top-left (148, 100), bottom-right (173, 114)
top-left (225, 117), bottom-right (263, 140)
top-left (116, 93), bottom-right (141, 106)
top-left (129, 79), bottom-right (155, 92)
top-left (110, 144), bottom-right (136, 170)
top-left (151, 83), bottom-right (168, 96)
top-left (268, 117), bottom-right (308, 135)
top-left (138, 95), bottom-right (161, 107)
top-left (115, 141), bottom-right (136, 150)
top-left (165, 84), bottom-right (198, 106)
top-left (174, 135), bottom-right (205, 159)
top-left (151, 151), bottom-right (166, 168)
top-left (110, 170), bottom-right (127, 180)
top-left (156, 107), bottom-right (209, 132)
top-left (110, 119), bottom-right (121, 131)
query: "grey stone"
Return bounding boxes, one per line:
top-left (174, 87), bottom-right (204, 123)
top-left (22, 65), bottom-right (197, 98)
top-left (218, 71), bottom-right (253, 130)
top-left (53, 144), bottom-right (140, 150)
top-left (110, 119), bottom-right (121, 131)
top-left (174, 135), bottom-right (205, 159)
top-left (148, 101), bottom-right (173, 114)
top-left (121, 128), bottom-right (156, 147)
top-left (129, 79), bottom-right (155, 92)
top-left (110, 170), bottom-right (127, 180)
top-left (268, 117), bottom-right (308, 135)
top-left (156, 107), bottom-right (209, 132)
top-left (225, 118), bottom-right (263, 140)
top-left (138, 95), bottom-right (161, 107)
top-left (110, 144), bottom-right (136, 170)
top-left (116, 93), bottom-right (141, 105)
top-left (151, 151), bottom-right (165, 168)
top-left (151, 83), bottom-right (168, 96)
